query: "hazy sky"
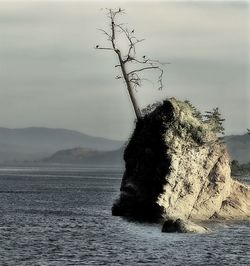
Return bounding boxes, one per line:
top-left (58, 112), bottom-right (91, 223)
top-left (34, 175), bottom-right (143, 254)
top-left (0, 0), bottom-right (249, 140)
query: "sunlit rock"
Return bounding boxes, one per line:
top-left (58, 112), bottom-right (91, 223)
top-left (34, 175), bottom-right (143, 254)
top-left (112, 98), bottom-right (250, 222)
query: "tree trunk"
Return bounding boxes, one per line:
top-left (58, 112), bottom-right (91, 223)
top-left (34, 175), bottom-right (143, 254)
top-left (116, 50), bottom-right (142, 120)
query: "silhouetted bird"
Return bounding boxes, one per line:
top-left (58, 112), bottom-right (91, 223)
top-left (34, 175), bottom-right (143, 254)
top-left (131, 30), bottom-right (134, 33)
top-left (96, 45), bottom-right (99, 48)
top-left (143, 55), bottom-right (146, 58)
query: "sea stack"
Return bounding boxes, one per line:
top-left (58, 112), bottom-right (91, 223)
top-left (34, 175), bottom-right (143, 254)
top-left (112, 98), bottom-right (250, 223)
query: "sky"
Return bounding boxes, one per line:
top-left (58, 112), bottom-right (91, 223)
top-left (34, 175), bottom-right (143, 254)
top-left (0, 0), bottom-right (249, 140)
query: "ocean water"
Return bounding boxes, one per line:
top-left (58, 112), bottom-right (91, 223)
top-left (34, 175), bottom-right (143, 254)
top-left (0, 165), bottom-right (249, 266)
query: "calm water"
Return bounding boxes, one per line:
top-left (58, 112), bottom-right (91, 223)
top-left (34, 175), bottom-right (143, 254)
top-left (0, 165), bottom-right (249, 266)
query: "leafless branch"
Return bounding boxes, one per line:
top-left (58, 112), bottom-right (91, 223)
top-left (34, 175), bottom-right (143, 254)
top-left (96, 8), bottom-right (167, 119)
top-left (95, 46), bottom-right (113, 51)
top-left (98, 28), bottom-right (112, 39)
top-left (128, 66), bottom-right (160, 75)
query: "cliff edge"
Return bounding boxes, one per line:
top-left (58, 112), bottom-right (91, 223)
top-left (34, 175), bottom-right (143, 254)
top-left (112, 98), bottom-right (250, 222)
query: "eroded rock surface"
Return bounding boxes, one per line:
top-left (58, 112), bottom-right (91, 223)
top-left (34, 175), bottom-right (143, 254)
top-left (112, 98), bottom-right (250, 222)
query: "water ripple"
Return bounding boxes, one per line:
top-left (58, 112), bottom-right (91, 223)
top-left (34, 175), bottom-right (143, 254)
top-left (0, 166), bottom-right (249, 265)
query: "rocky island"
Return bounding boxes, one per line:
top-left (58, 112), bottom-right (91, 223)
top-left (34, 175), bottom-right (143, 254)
top-left (112, 98), bottom-right (250, 232)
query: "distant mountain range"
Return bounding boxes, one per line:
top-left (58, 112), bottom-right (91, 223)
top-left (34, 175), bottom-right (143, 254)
top-left (0, 127), bottom-right (249, 165)
top-left (0, 127), bottom-right (123, 163)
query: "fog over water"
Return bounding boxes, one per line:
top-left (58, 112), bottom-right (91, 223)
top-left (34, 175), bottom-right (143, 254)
top-left (0, 1), bottom-right (249, 140)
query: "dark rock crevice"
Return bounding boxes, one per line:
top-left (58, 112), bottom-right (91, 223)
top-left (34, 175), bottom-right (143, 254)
top-left (112, 101), bottom-right (173, 222)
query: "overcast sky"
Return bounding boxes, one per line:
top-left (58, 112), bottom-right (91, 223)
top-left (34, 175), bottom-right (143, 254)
top-left (0, 0), bottom-right (249, 140)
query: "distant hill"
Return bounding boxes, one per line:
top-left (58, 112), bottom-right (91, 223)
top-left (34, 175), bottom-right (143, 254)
top-left (0, 127), bottom-right (123, 163)
top-left (43, 147), bottom-right (124, 166)
top-left (224, 134), bottom-right (250, 163)
top-left (43, 134), bottom-right (250, 166)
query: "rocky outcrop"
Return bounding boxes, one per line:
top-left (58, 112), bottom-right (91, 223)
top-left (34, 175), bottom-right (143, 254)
top-left (112, 98), bottom-right (250, 222)
top-left (162, 218), bottom-right (209, 233)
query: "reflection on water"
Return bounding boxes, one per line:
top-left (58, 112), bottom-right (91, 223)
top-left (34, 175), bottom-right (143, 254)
top-left (0, 165), bottom-right (249, 265)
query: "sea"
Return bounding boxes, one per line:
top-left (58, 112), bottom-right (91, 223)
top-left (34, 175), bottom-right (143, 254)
top-left (0, 165), bottom-right (249, 266)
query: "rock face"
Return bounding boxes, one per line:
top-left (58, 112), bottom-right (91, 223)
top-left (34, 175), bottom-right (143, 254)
top-left (112, 98), bottom-right (250, 222)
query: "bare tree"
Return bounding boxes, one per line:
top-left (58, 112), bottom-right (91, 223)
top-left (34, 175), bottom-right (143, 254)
top-left (96, 8), bottom-right (167, 120)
